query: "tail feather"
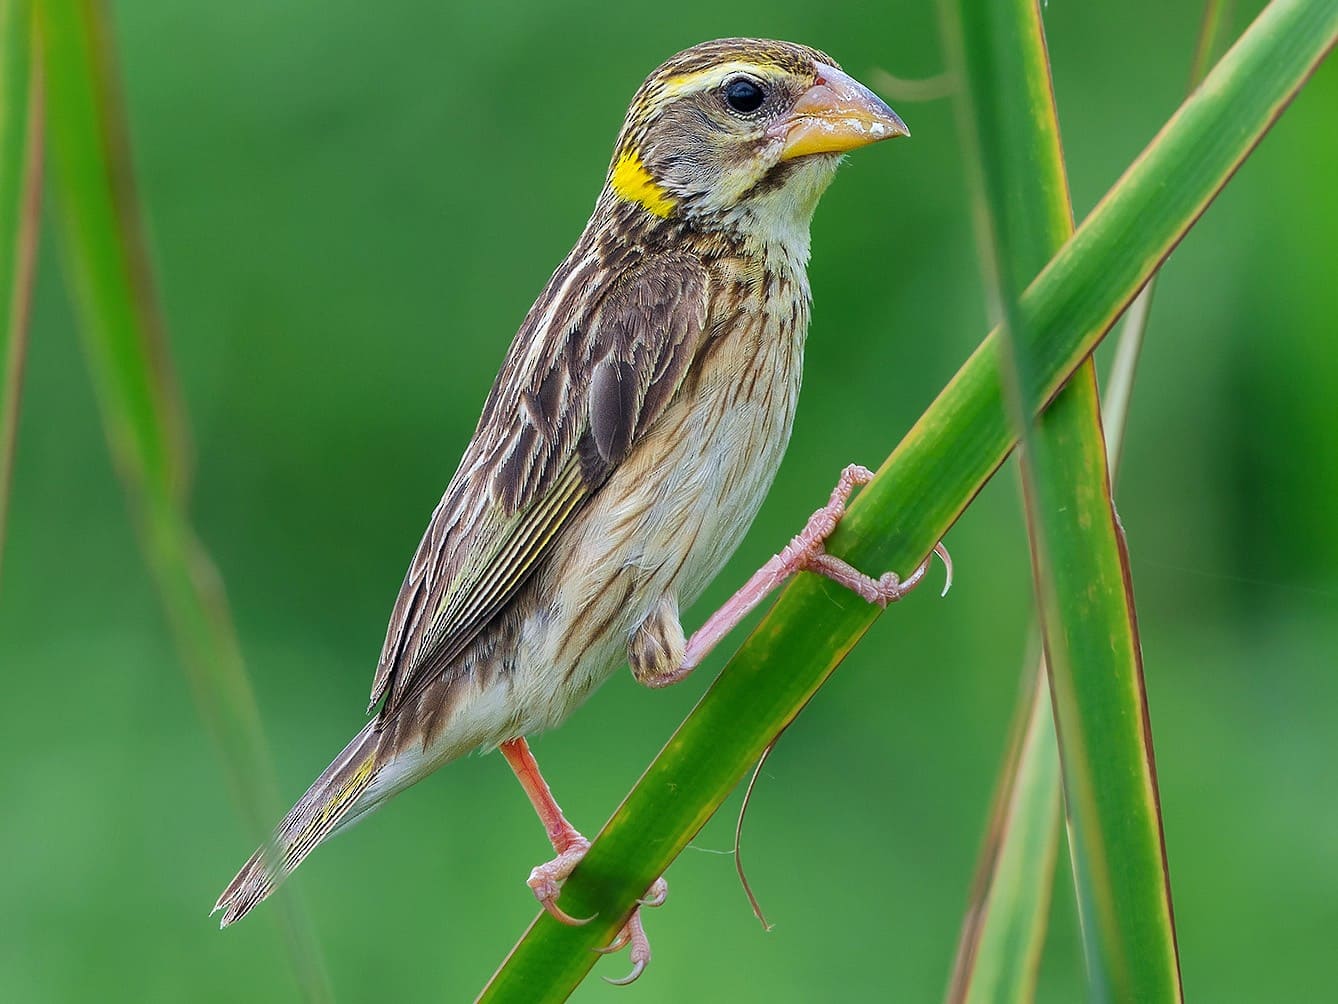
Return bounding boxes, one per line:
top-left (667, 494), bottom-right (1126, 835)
top-left (214, 721), bottom-right (381, 927)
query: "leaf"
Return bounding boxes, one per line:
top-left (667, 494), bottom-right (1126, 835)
top-left (947, 4), bottom-right (1236, 999)
top-left (0, 0), bottom-right (42, 588)
top-left (944, 0), bottom-right (1180, 996)
top-left (35, 2), bottom-right (332, 998)
top-left (479, 2), bottom-right (1338, 996)
top-left (939, 2), bottom-right (1090, 996)
top-left (946, 661), bottom-right (1060, 1004)
top-left (949, 0), bottom-right (1185, 989)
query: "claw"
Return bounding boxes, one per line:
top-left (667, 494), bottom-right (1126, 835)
top-left (934, 540), bottom-right (954, 596)
top-left (601, 902), bottom-right (653, 985)
top-left (604, 958), bottom-right (647, 987)
top-left (524, 826), bottom-right (594, 926)
top-left (539, 895), bottom-right (596, 927)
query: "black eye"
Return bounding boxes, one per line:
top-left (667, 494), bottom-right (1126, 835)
top-left (723, 76), bottom-right (766, 114)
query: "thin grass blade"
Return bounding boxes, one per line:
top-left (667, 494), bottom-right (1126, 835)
top-left (35, 0), bottom-right (188, 503)
top-left (935, 7), bottom-right (1082, 998)
top-left (479, 2), bottom-right (1336, 997)
top-left (35, 2), bottom-right (331, 998)
top-left (947, 5), bottom-right (1236, 999)
top-left (946, 658), bottom-right (1060, 1004)
top-left (0, 0), bottom-right (42, 588)
top-left (1105, 0), bottom-right (1234, 478)
top-left (948, 0), bottom-right (1182, 994)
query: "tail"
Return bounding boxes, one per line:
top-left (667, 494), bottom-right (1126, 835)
top-left (213, 721), bottom-right (382, 927)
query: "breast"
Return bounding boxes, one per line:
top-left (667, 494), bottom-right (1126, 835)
top-left (515, 265), bottom-right (810, 729)
top-left (629, 293), bottom-right (806, 608)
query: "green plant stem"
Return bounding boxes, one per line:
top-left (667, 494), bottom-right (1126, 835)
top-left (940, 0), bottom-right (1086, 996)
top-left (0, 0), bottom-right (42, 588)
top-left (480, 2), bottom-right (1336, 997)
top-left (947, 4), bottom-right (1236, 999)
top-left (35, 2), bottom-right (332, 999)
top-left (1106, 0), bottom-right (1234, 480)
top-left (946, 0), bottom-right (1182, 998)
top-left (946, 652), bottom-right (1059, 1003)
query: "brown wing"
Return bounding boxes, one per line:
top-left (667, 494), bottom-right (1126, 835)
top-left (369, 250), bottom-right (710, 714)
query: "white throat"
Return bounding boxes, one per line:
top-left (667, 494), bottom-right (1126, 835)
top-left (719, 154), bottom-right (842, 273)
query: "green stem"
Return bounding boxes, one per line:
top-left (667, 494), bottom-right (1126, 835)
top-left (479, 2), bottom-right (1337, 996)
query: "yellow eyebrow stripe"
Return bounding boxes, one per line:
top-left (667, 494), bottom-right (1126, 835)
top-left (610, 150), bottom-right (675, 218)
top-left (660, 60), bottom-right (785, 97)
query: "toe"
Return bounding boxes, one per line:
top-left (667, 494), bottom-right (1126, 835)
top-left (602, 908), bottom-right (652, 986)
top-left (593, 926), bottom-right (631, 955)
top-left (527, 835), bottom-right (596, 926)
top-left (638, 876), bottom-right (669, 908)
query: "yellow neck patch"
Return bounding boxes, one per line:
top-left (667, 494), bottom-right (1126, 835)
top-left (610, 150), bottom-right (675, 218)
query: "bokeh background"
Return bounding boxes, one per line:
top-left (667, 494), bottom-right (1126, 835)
top-left (3, 1), bottom-right (1336, 1001)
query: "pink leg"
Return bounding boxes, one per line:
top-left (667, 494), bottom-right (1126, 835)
top-left (500, 737), bottom-right (594, 926)
top-left (642, 464), bottom-right (952, 690)
top-left (499, 737), bottom-right (665, 984)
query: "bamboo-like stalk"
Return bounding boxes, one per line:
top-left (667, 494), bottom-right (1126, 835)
top-left (945, 0), bottom-right (1181, 995)
top-left (946, 5), bottom-right (1235, 999)
top-left (33, 3), bottom-right (332, 998)
top-left (479, 2), bottom-right (1338, 998)
top-left (0, 0), bottom-right (42, 588)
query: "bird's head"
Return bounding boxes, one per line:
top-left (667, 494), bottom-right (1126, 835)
top-left (604, 38), bottom-right (907, 246)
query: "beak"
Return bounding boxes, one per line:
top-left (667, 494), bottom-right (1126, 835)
top-left (776, 63), bottom-right (909, 161)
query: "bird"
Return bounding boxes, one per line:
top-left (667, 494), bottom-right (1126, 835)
top-left (214, 37), bottom-right (947, 983)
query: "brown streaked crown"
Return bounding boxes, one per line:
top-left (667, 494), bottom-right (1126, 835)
top-left (646, 37), bottom-right (834, 86)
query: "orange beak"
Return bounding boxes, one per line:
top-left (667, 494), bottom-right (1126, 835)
top-left (776, 63), bottom-right (909, 161)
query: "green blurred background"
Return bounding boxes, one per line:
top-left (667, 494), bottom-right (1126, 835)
top-left (4, 1), bottom-right (1336, 1001)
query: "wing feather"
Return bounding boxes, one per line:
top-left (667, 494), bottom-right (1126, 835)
top-left (369, 250), bottom-right (710, 714)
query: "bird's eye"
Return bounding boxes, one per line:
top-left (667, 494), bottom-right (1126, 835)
top-left (723, 76), bottom-right (766, 115)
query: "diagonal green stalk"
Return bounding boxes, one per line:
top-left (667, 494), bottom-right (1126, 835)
top-left (938, 8), bottom-right (1079, 999)
top-left (946, 0), bottom-right (1181, 998)
top-left (479, 2), bottom-right (1337, 997)
top-left (36, 0), bottom-right (188, 504)
top-left (34, 2), bottom-right (332, 999)
top-left (947, 654), bottom-right (1059, 1004)
top-left (0, 0), bottom-right (42, 589)
top-left (1104, 0), bottom-right (1233, 476)
top-left (946, 5), bottom-right (1234, 1000)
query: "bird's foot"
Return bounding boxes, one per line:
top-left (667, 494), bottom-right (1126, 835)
top-left (644, 463), bottom-right (953, 688)
top-left (784, 463), bottom-right (953, 606)
top-left (501, 737), bottom-right (665, 984)
top-left (527, 829), bottom-right (594, 926)
top-left (528, 832), bottom-right (666, 986)
top-left (594, 877), bottom-right (668, 986)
